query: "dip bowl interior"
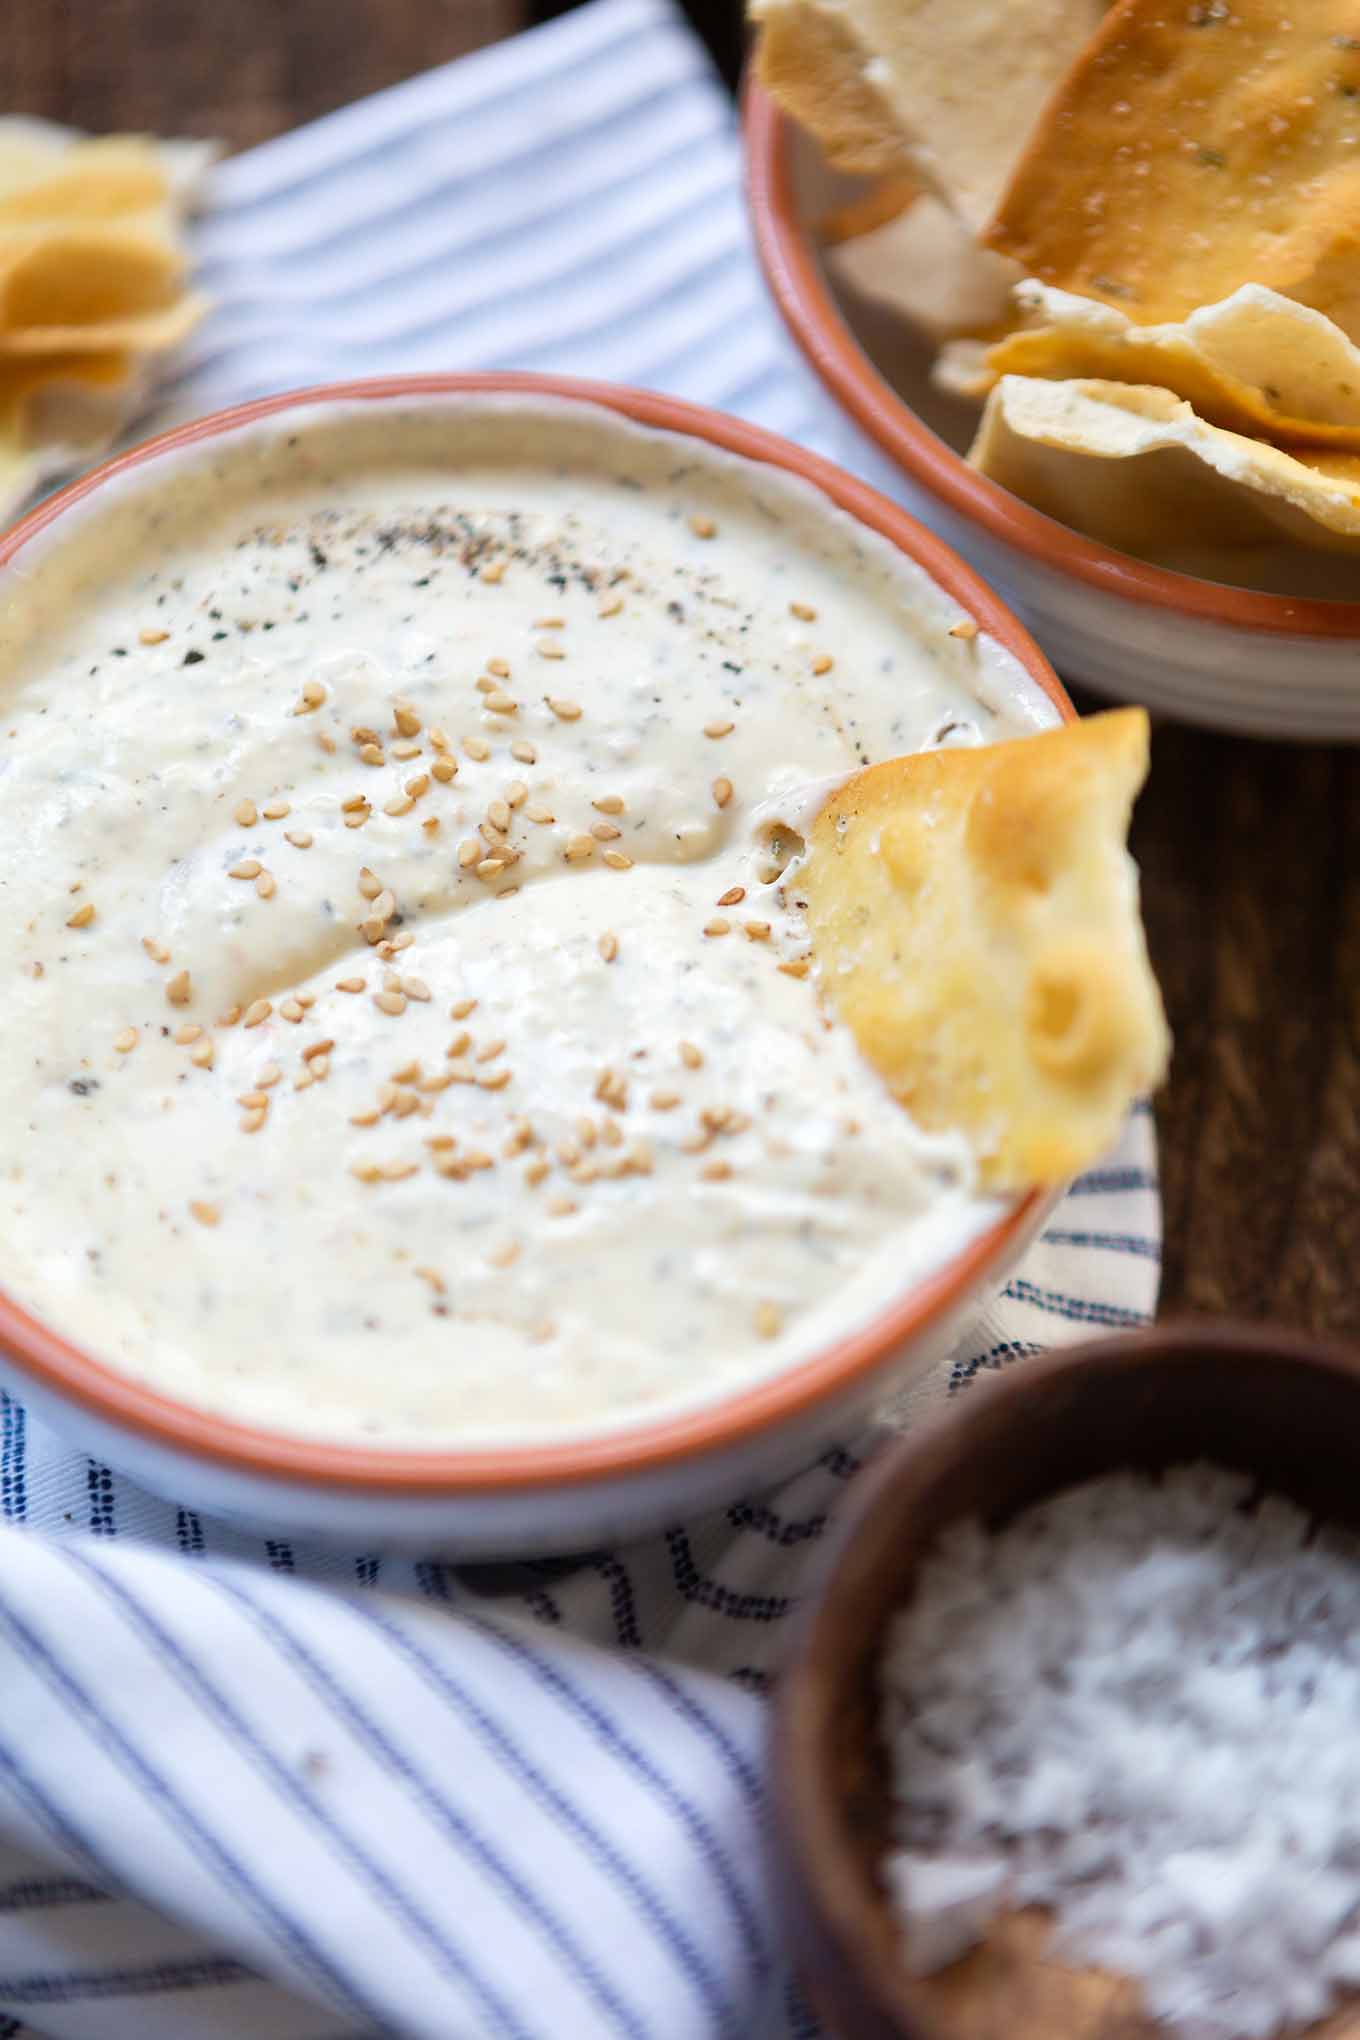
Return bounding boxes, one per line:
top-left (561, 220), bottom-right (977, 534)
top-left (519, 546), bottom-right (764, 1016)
top-left (0, 370), bottom-right (1072, 1554)
top-left (772, 1320), bottom-right (1360, 2039)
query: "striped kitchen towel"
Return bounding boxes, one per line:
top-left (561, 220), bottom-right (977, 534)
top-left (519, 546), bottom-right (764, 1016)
top-left (0, 3), bottom-right (1161, 2034)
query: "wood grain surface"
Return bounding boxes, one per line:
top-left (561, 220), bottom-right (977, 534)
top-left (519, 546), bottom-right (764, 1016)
top-left (13, 0), bottom-right (1354, 1338)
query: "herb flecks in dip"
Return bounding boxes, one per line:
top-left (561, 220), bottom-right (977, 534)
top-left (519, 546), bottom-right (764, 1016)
top-left (0, 400), bottom-right (1048, 1445)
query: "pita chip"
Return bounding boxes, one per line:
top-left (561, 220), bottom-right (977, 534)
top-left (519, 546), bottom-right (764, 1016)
top-left (986, 0), bottom-right (1360, 331)
top-left (752, 0), bottom-right (1106, 231)
top-left (970, 375), bottom-right (1360, 555)
top-left (829, 189), bottom-right (1020, 345)
top-left (802, 709), bottom-right (1168, 1188)
top-left (988, 283), bottom-right (1360, 449)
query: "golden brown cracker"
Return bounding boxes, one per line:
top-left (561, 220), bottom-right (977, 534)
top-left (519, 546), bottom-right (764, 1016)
top-left (986, 0), bottom-right (1360, 329)
top-left (802, 710), bottom-right (1168, 1189)
top-left (970, 374), bottom-right (1360, 555)
top-left (818, 176), bottom-right (921, 247)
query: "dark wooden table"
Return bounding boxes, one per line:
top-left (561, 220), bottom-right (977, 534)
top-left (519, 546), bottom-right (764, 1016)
top-left (15, 0), bottom-right (1354, 1335)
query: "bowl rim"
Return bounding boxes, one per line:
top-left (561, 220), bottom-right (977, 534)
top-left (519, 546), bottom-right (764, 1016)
top-left (0, 368), bottom-right (1069, 1496)
top-left (743, 82), bottom-right (1360, 643)
top-left (770, 1317), bottom-right (1360, 2032)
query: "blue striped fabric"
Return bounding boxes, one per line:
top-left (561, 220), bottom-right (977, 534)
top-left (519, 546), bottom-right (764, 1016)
top-left (0, 3), bottom-right (1162, 2032)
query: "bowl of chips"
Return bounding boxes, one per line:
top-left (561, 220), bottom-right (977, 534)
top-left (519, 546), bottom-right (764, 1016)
top-left (744, 0), bottom-right (1360, 741)
top-left (0, 115), bottom-right (210, 528)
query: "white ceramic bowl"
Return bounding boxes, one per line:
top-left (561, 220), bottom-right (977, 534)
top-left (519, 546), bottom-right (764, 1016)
top-left (745, 90), bottom-right (1360, 744)
top-left (0, 372), bottom-right (1067, 1554)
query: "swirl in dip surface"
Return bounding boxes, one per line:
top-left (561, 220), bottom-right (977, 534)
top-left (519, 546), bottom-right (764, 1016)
top-left (0, 399), bottom-right (1053, 1446)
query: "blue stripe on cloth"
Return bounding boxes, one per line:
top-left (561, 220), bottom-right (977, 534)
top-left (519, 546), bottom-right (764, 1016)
top-left (627, 1661), bottom-right (763, 1808)
top-left (0, 1879), bottom-right (110, 1914)
top-left (0, 1587), bottom-right (390, 2026)
top-left (0, 1737), bottom-right (121, 1888)
top-left (1067, 1168), bottom-right (1159, 1197)
top-left (1002, 1279), bottom-right (1149, 1330)
top-left (0, 1400), bottom-right (24, 1524)
top-left (456, 1607), bottom-right (768, 1978)
top-left (0, 1958), bottom-right (252, 2007)
top-left (207, 1575), bottom-right (655, 2040)
top-left (61, 1552), bottom-right (535, 2040)
top-left (341, 1595), bottom-right (740, 2033)
top-left (1040, 1230), bottom-right (1161, 1260)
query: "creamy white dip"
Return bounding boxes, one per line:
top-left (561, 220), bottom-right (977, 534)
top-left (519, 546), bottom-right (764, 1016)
top-left (0, 398), bottom-right (1053, 1445)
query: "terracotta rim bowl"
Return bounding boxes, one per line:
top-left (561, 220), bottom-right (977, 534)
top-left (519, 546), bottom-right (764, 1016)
top-left (771, 1318), bottom-right (1360, 2038)
top-left (743, 84), bottom-right (1360, 643)
top-left (0, 370), bottom-right (1070, 1497)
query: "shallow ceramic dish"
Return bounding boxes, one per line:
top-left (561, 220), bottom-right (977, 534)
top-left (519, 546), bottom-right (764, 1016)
top-left (0, 370), bottom-right (1072, 1556)
top-left (744, 88), bottom-right (1360, 745)
top-left (771, 1320), bottom-right (1360, 2039)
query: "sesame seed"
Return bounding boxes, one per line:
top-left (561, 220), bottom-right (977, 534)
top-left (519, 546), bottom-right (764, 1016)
top-left (811, 654), bottom-right (833, 676)
top-left (431, 757), bottom-right (457, 784)
top-left (547, 1197), bottom-right (577, 1218)
top-left (141, 936), bottom-right (171, 963)
top-left (279, 998), bottom-right (304, 1023)
top-left (510, 740), bottom-right (537, 765)
top-left (486, 798), bottom-right (512, 833)
top-left (391, 741), bottom-right (422, 761)
top-left (139, 626), bottom-right (169, 645)
top-left (948, 617), bottom-right (980, 640)
top-left (744, 921), bottom-right (771, 942)
top-left (419, 1072), bottom-right (455, 1094)
top-left (392, 1091), bottom-right (419, 1119)
top-left (218, 1006), bottom-right (242, 1027)
top-left (191, 1038), bottom-right (215, 1069)
top-left (428, 725), bottom-right (451, 752)
top-left (487, 1239), bottom-right (520, 1269)
top-left (703, 919), bottom-right (730, 937)
top-left (234, 800), bottom-right (259, 828)
top-left (65, 902), bottom-right (95, 928)
top-left (302, 680), bottom-right (326, 707)
top-left (485, 692), bottom-right (518, 716)
top-left (343, 810), bottom-right (371, 830)
top-left (374, 990), bottom-right (407, 1016)
top-left (393, 703), bottom-right (422, 737)
top-left (476, 1068), bottom-right (512, 1091)
top-left (790, 602), bottom-right (818, 621)
top-left (463, 1149), bottom-right (494, 1171)
top-left (650, 1089), bottom-right (680, 1110)
top-left (477, 857), bottom-right (507, 880)
top-left (258, 1064), bottom-right (282, 1088)
top-left (382, 971), bottom-right (402, 993)
top-left (350, 1162), bottom-right (382, 1183)
top-left (350, 1108), bottom-right (381, 1127)
top-left (297, 994), bottom-right (316, 1009)
top-left (262, 799), bottom-right (290, 820)
top-left (701, 1160), bottom-right (733, 1182)
top-left (166, 970), bottom-right (192, 1006)
top-left (456, 838), bottom-right (480, 869)
top-left (690, 514), bottom-right (717, 538)
top-left (114, 1027), bottom-right (139, 1053)
top-left (591, 820), bottom-right (621, 842)
top-left (360, 915), bottom-right (384, 945)
top-left (564, 834), bottom-right (595, 862)
top-left (475, 1038), bottom-right (505, 1063)
top-left (354, 868), bottom-right (379, 901)
top-left (404, 775), bottom-right (429, 800)
top-left (703, 719), bottom-right (734, 739)
top-left (391, 932), bottom-right (415, 952)
top-left (391, 1059), bottom-right (421, 1084)
top-left (284, 831), bottom-right (313, 849)
top-left (602, 850), bottom-right (633, 871)
top-left (598, 595), bottom-right (624, 618)
top-left (524, 803), bottom-right (555, 825)
top-left (598, 932), bottom-right (618, 963)
top-left (717, 886), bottom-right (746, 907)
top-left (524, 1158), bottom-right (551, 1187)
top-left (451, 998), bottom-right (478, 1019)
top-left (317, 732), bottom-right (337, 753)
top-left (229, 859), bottom-right (261, 881)
top-left (336, 977), bottom-right (365, 994)
top-left (243, 999), bottom-right (272, 1028)
top-left (477, 674), bottom-right (496, 693)
top-left (371, 889), bottom-right (396, 923)
top-left (383, 795), bottom-right (415, 818)
top-left (778, 959), bottom-right (811, 979)
top-left (256, 871), bottom-right (277, 900)
top-left (446, 1030), bottom-right (471, 1059)
top-left (594, 1068), bottom-right (627, 1109)
top-left (481, 561), bottom-right (506, 584)
top-left (505, 781), bottom-right (528, 809)
top-left (625, 1140), bottom-right (653, 1175)
top-left (190, 1200), bottom-right (220, 1226)
top-left (679, 1041), bottom-right (703, 1070)
top-left (546, 696), bottom-right (581, 720)
top-left (238, 1090), bottom-right (269, 1110)
top-left (464, 736), bottom-right (492, 762)
top-left (402, 978), bottom-right (432, 1003)
top-left (240, 1107), bottom-right (267, 1134)
top-left (359, 743), bottom-right (385, 768)
top-left (712, 777), bottom-right (733, 809)
top-left (755, 1302), bottom-right (782, 1339)
top-left (379, 1160), bottom-right (420, 1182)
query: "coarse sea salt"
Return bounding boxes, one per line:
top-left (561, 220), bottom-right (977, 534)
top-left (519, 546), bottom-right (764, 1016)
top-left (879, 1465), bottom-right (1360, 2039)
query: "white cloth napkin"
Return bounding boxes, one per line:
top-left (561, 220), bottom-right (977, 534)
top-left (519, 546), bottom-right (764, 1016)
top-left (0, 4), bottom-right (1162, 2033)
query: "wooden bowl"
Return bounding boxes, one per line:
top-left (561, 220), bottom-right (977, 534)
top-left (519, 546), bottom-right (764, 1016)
top-left (771, 1320), bottom-right (1360, 2039)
